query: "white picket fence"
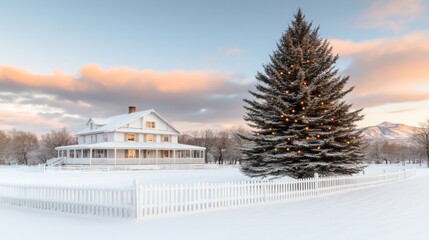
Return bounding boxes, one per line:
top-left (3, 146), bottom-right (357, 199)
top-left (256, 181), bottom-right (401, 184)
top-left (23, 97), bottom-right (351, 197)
top-left (134, 169), bottom-right (416, 218)
top-left (0, 183), bottom-right (135, 218)
top-left (0, 169), bottom-right (416, 219)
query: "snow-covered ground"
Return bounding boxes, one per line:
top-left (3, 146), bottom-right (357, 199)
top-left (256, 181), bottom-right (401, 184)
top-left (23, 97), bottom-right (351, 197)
top-left (0, 165), bottom-right (428, 240)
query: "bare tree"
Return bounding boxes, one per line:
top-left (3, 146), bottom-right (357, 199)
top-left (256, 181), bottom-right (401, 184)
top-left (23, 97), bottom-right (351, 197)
top-left (414, 119), bottom-right (429, 167)
top-left (0, 130), bottom-right (10, 164)
top-left (9, 129), bottom-right (38, 165)
top-left (213, 130), bottom-right (230, 164)
top-left (37, 128), bottom-right (77, 162)
top-left (229, 127), bottom-right (251, 164)
top-left (199, 129), bottom-right (216, 163)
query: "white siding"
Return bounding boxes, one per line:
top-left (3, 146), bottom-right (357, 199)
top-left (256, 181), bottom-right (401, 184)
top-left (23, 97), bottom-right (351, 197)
top-left (145, 113), bottom-right (168, 131)
top-left (171, 135), bottom-right (178, 144)
top-left (77, 136), bottom-right (85, 144)
top-left (108, 133), bottom-right (114, 142)
top-left (129, 118), bottom-right (142, 128)
top-left (114, 132), bottom-right (125, 142)
top-left (96, 134), bottom-right (103, 143)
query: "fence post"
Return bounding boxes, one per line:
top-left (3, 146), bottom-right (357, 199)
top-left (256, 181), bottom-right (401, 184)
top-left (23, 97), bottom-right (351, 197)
top-left (134, 179), bottom-right (140, 219)
top-left (314, 173), bottom-right (319, 196)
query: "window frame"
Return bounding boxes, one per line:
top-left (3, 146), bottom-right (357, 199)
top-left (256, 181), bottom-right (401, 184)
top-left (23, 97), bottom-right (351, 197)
top-left (127, 133), bottom-right (136, 142)
top-left (145, 121), bottom-right (156, 129)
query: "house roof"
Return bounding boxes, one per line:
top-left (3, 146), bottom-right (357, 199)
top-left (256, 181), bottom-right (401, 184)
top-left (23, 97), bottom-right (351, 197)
top-left (56, 142), bottom-right (205, 150)
top-left (76, 109), bottom-right (181, 135)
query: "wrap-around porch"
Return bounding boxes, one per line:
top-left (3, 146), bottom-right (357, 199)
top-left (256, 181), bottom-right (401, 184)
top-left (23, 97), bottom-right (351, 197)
top-left (56, 142), bottom-right (205, 165)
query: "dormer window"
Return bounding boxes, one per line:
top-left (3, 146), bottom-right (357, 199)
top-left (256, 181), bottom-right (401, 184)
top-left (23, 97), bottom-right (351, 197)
top-left (146, 121), bottom-right (156, 129)
top-left (127, 133), bottom-right (136, 141)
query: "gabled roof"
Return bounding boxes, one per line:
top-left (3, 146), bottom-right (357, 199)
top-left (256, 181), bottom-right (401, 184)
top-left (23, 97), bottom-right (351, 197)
top-left (76, 109), bottom-right (181, 135)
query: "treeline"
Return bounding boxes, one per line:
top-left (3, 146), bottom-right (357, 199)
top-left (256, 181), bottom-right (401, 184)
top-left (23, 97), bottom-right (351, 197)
top-left (0, 128), bottom-right (76, 165)
top-left (364, 141), bottom-right (426, 165)
top-left (179, 127), bottom-right (251, 164)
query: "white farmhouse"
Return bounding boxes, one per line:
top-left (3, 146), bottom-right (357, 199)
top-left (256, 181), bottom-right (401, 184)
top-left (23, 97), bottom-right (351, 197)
top-left (55, 106), bottom-right (205, 165)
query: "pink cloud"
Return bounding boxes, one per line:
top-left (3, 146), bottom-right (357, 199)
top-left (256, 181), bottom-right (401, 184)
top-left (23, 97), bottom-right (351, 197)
top-left (357, 0), bottom-right (424, 31)
top-left (331, 32), bottom-right (429, 108)
top-left (0, 64), bottom-right (235, 94)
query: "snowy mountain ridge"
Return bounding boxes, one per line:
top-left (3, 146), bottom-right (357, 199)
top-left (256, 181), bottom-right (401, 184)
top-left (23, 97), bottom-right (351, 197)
top-left (359, 121), bottom-right (417, 142)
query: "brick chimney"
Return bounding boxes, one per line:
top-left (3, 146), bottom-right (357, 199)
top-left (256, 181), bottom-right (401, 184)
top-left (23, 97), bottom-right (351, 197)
top-left (128, 106), bottom-right (136, 114)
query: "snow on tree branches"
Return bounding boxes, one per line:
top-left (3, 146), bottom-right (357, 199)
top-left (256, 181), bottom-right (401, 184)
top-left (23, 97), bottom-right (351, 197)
top-left (240, 9), bottom-right (365, 179)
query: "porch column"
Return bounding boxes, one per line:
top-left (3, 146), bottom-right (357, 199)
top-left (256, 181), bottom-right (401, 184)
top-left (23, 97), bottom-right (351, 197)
top-left (173, 150), bottom-right (176, 165)
top-left (89, 148), bottom-right (92, 165)
top-left (114, 148), bottom-right (117, 165)
top-left (81, 149), bottom-right (83, 162)
top-left (189, 150), bottom-right (192, 159)
top-left (156, 150), bottom-right (158, 164)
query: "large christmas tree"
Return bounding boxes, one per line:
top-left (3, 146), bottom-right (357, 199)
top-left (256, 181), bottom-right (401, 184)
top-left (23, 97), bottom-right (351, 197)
top-left (241, 9), bottom-right (364, 179)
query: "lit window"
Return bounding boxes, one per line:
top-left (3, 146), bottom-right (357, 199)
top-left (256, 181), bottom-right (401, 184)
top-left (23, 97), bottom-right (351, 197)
top-left (163, 150), bottom-right (169, 158)
top-left (163, 135), bottom-right (170, 142)
top-left (127, 150), bottom-right (136, 158)
top-left (146, 121), bottom-right (156, 129)
top-left (146, 134), bottom-right (153, 142)
top-left (127, 133), bottom-right (136, 141)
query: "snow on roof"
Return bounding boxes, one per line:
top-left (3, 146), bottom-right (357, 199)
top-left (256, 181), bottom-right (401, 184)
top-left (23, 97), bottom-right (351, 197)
top-left (76, 109), bottom-right (180, 135)
top-left (91, 118), bottom-right (109, 125)
top-left (56, 142), bottom-right (205, 150)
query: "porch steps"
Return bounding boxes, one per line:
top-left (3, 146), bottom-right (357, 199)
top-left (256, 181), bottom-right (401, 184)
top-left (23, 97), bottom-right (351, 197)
top-left (45, 157), bottom-right (65, 166)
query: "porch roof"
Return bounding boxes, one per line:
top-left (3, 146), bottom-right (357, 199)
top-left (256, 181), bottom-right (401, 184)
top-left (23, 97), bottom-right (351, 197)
top-left (55, 142), bottom-right (205, 151)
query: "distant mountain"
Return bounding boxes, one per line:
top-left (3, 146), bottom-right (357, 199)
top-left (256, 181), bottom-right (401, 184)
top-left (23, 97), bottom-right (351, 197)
top-left (359, 122), bottom-right (417, 143)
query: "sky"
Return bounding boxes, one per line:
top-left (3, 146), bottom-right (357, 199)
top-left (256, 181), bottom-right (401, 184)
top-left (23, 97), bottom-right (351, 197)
top-left (0, 0), bottom-right (429, 135)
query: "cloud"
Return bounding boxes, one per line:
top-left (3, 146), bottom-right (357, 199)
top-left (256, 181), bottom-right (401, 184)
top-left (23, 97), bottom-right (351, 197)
top-left (203, 47), bottom-right (245, 62)
top-left (357, 0), bottom-right (424, 31)
top-left (0, 64), bottom-right (252, 134)
top-left (330, 32), bottom-right (429, 109)
top-left (222, 48), bottom-right (245, 56)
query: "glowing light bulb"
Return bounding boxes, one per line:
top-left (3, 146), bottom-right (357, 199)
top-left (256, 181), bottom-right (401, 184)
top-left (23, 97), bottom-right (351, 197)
top-left (286, 148), bottom-right (290, 151)
top-left (317, 146), bottom-right (321, 150)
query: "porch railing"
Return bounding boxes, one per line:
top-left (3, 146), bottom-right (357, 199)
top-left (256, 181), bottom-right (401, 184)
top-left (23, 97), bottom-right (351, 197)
top-left (63, 157), bottom-right (205, 165)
